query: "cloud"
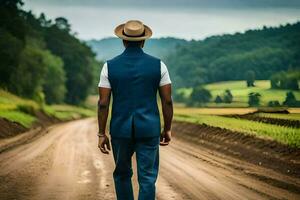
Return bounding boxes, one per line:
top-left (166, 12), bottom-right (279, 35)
top-left (23, 0), bottom-right (300, 40)
top-left (25, 0), bottom-right (300, 8)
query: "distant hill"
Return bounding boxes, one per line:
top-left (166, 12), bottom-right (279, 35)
top-left (86, 37), bottom-right (188, 61)
top-left (166, 22), bottom-right (300, 89)
top-left (87, 22), bottom-right (300, 92)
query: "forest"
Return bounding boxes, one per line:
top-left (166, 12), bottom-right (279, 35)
top-left (165, 22), bottom-right (300, 90)
top-left (89, 22), bottom-right (300, 93)
top-left (1, 0), bottom-right (299, 107)
top-left (0, 0), bottom-right (101, 105)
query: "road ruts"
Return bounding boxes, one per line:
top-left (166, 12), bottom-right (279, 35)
top-left (0, 118), bottom-right (299, 200)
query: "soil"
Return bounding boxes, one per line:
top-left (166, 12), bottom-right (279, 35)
top-left (33, 110), bottom-right (60, 127)
top-left (0, 118), bottom-right (299, 200)
top-left (0, 110), bottom-right (60, 139)
top-left (172, 121), bottom-right (300, 178)
top-left (0, 118), bottom-right (27, 138)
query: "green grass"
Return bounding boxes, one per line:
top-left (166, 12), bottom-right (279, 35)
top-left (174, 114), bottom-right (300, 147)
top-left (0, 89), bottom-right (95, 129)
top-left (255, 113), bottom-right (300, 121)
top-left (0, 90), bottom-right (39, 110)
top-left (174, 106), bottom-right (256, 115)
top-left (0, 110), bottom-right (36, 128)
top-left (43, 105), bottom-right (95, 120)
top-left (178, 80), bottom-right (300, 107)
top-left (0, 89), bottom-right (39, 127)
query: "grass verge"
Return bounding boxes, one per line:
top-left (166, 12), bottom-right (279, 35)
top-left (43, 105), bottom-right (95, 120)
top-left (255, 113), bottom-right (300, 121)
top-left (0, 89), bottom-right (95, 129)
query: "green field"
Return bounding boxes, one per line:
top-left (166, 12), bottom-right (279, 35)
top-left (255, 113), bottom-right (300, 121)
top-left (0, 89), bottom-right (95, 128)
top-left (177, 80), bottom-right (300, 107)
top-left (174, 113), bottom-right (300, 147)
top-left (173, 105), bottom-right (300, 148)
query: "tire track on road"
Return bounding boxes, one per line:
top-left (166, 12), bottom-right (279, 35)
top-left (0, 118), bottom-right (299, 200)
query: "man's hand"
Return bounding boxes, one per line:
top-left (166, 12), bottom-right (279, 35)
top-left (98, 134), bottom-right (111, 154)
top-left (160, 130), bottom-right (171, 146)
top-left (97, 87), bottom-right (111, 154)
top-left (159, 84), bottom-right (173, 146)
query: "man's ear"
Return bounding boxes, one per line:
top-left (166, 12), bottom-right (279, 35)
top-left (122, 40), bottom-right (128, 48)
top-left (141, 40), bottom-right (145, 48)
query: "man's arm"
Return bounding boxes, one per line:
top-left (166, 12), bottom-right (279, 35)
top-left (97, 87), bottom-right (111, 154)
top-left (159, 84), bottom-right (173, 146)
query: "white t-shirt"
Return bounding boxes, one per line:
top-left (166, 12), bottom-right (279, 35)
top-left (98, 61), bottom-right (171, 88)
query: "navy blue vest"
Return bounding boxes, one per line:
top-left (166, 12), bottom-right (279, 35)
top-left (107, 45), bottom-right (161, 138)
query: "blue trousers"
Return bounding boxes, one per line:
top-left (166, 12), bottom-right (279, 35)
top-left (111, 136), bottom-right (160, 200)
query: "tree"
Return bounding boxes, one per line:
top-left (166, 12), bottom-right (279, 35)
top-left (190, 86), bottom-right (212, 106)
top-left (282, 72), bottom-right (299, 90)
top-left (245, 70), bottom-right (255, 87)
top-left (165, 22), bottom-right (300, 89)
top-left (43, 24), bottom-right (99, 104)
top-left (270, 72), bottom-right (282, 89)
top-left (42, 51), bottom-right (66, 104)
top-left (9, 44), bottom-right (48, 98)
top-left (174, 89), bottom-right (187, 103)
top-left (248, 92), bottom-right (261, 107)
top-left (0, 0), bottom-right (26, 42)
top-left (268, 100), bottom-right (280, 107)
top-left (283, 91), bottom-right (300, 107)
top-left (38, 13), bottom-right (52, 27)
top-left (214, 95), bottom-right (223, 104)
top-left (223, 89), bottom-right (233, 103)
top-left (0, 0), bottom-right (100, 105)
top-left (0, 0), bottom-right (26, 89)
top-left (270, 71), bottom-right (299, 90)
top-left (0, 31), bottom-right (23, 88)
top-left (0, 0), bottom-right (23, 8)
top-left (54, 17), bottom-right (71, 32)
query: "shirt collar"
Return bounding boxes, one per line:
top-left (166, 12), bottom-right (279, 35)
top-left (122, 46), bottom-right (144, 56)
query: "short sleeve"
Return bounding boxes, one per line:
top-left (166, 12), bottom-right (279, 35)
top-left (159, 61), bottom-right (172, 86)
top-left (98, 62), bottom-right (111, 88)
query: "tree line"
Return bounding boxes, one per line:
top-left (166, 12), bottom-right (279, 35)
top-left (0, 0), bottom-right (101, 105)
top-left (165, 22), bottom-right (300, 90)
top-left (188, 87), bottom-right (299, 107)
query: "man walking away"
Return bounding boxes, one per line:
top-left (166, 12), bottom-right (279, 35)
top-left (97, 20), bottom-right (173, 200)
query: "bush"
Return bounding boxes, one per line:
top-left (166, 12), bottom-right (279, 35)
top-left (33, 91), bottom-right (45, 108)
top-left (174, 90), bottom-right (188, 103)
top-left (268, 100), bottom-right (280, 107)
top-left (270, 71), bottom-right (299, 90)
top-left (223, 89), bottom-right (233, 103)
top-left (189, 86), bottom-right (212, 106)
top-left (248, 92), bottom-right (261, 107)
top-left (16, 104), bottom-right (36, 115)
top-left (214, 95), bottom-right (223, 104)
top-left (283, 91), bottom-right (300, 107)
top-left (245, 70), bottom-right (255, 87)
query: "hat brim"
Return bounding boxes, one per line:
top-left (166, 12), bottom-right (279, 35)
top-left (114, 23), bottom-right (152, 41)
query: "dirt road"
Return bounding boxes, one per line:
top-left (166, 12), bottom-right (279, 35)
top-left (0, 118), bottom-right (299, 200)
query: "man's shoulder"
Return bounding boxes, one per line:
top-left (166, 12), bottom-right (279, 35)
top-left (107, 54), bottom-right (123, 64)
top-left (143, 52), bottom-right (161, 62)
top-left (108, 52), bottom-right (161, 64)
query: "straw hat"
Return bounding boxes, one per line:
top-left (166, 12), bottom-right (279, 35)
top-left (114, 20), bottom-right (152, 41)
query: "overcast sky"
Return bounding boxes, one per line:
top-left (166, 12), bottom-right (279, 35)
top-left (24, 0), bottom-right (300, 40)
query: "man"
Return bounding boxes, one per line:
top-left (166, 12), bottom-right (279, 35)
top-left (97, 20), bottom-right (173, 200)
